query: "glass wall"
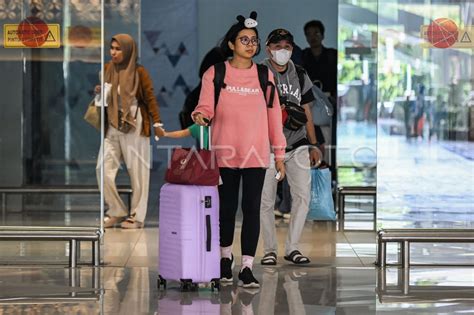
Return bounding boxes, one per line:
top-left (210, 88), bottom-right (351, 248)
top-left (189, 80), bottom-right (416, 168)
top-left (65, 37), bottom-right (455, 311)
top-left (338, 1), bottom-right (378, 187)
top-left (0, 0), bottom-right (103, 226)
top-left (376, 0), bottom-right (474, 263)
top-left (0, 0), bottom-right (104, 263)
top-left (0, 0), bottom-right (139, 264)
top-left (337, 1), bottom-right (378, 230)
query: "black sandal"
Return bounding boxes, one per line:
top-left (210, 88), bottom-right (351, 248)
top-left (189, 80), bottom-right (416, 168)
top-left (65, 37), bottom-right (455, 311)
top-left (260, 252), bottom-right (277, 265)
top-left (284, 250), bottom-right (310, 264)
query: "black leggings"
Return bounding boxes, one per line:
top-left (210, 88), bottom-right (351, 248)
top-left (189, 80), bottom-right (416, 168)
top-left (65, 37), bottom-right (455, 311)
top-left (219, 167), bottom-right (266, 257)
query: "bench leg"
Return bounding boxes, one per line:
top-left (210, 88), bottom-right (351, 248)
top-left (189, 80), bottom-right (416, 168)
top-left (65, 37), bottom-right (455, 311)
top-left (401, 241), bottom-right (410, 268)
top-left (403, 267), bottom-right (410, 294)
top-left (336, 193), bottom-right (340, 216)
top-left (397, 242), bottom-right (403, 265)
top-left (378, 268), bottom-right (387, 292)
top-left (76, 240), bottom-right (81, 263)
top-left (1, 193), bottom-right (6, 224)
top-left (338, 194), bottom-right (345, 221)
top-left (93, 266), bottom-right (101, 290)
top-left (373, 194), bottom-right (377, 231)
top-left (377, 241), bottom-right (386, 267)
top-left (69, 240), bottom-right (77, 268)
top-left (93, 241), bottom-right (100, 266)
top-left (69, 267), bottom-right (80, 292)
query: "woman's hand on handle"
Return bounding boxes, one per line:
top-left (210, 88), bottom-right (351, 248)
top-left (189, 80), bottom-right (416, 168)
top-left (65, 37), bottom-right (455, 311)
top-left (193, 112), bottom-right (209, 126)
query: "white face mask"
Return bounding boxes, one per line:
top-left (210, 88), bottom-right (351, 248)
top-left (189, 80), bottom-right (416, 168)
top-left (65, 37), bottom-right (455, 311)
top-left (270, 49), bottom-right (292, 66)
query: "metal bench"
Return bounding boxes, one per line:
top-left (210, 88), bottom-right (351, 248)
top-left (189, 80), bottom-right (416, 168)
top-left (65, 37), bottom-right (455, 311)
top-left (376, 229), bottom-right (474, 268)
top-left (0, 226), bottom-right (102, 267)
top-left (337, 186), bottom-right (376, 221)
top-left (0, 185), bottom-right (132, 222)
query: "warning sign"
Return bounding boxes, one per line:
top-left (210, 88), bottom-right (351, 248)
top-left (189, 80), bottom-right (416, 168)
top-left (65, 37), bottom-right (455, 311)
top-left (460, 31), bottom-right (472, 43)
top-left (3, 21), bottom-right (61, 48)
top-left (421, 21), bottom-right (474, 49)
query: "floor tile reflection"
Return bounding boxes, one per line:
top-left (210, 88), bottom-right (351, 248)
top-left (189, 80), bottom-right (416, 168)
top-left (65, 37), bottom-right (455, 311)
top-left (0, 222), bottom-right (473, 314)
top-left (377, 267), bottom-right (474, 313)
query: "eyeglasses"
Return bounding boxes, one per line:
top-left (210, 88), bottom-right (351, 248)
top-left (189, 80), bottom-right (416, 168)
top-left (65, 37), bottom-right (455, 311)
top-left (237, 36), bottom-right (260, 46)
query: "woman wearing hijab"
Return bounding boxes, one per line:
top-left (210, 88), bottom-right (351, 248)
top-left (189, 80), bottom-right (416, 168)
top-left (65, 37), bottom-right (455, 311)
top-left (95, 34), bottom-right (164, 229)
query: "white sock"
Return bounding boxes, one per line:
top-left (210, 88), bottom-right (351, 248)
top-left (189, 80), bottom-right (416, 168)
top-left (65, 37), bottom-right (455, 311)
top-left (220, 246), bottom-right (232, 259)
top-left (241, 255), bottom-right (254, 271)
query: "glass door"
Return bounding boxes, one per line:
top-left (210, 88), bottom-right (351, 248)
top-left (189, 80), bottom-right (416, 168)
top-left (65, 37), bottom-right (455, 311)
top-left (376, 0), bottom-right (474, 265)
top-left (0, 0), bottom-right (105, 264)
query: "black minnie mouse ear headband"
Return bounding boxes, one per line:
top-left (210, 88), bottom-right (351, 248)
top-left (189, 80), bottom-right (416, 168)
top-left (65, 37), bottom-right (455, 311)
top-left (235, 11), bottom-right (258, 29)
top-left (245, 11), bottom-right (258, 28)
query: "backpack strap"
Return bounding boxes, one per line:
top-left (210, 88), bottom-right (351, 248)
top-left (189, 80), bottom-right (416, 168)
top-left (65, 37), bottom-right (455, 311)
top-left (213, 62), bottom-right (226, 109)
top-left (294, 64), bottom-right (307, 94)
top-left (256, 64), bottom-right (275, 108)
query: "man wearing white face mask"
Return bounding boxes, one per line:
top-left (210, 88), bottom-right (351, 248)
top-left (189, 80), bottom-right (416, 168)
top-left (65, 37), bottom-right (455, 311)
top-left (259, 28), bottom-right (321, 265)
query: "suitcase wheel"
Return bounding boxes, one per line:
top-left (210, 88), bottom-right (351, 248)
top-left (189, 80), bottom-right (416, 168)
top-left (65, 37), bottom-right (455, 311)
top-left (158, 275), bottom-right (167, 290)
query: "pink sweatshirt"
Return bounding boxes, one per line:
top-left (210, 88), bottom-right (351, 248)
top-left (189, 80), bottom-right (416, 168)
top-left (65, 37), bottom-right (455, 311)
top-left (193, 61), bottom-right (286, 169)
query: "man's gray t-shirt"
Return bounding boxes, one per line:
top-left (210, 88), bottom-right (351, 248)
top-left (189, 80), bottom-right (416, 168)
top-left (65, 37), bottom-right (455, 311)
top-left (263, 59), bottom-right (315, 148)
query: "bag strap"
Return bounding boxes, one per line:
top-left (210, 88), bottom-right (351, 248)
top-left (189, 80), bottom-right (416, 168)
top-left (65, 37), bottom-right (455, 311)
top-left (294, 64), bottom-right (307, 95)
top-left (213, 62), bottom-right (226, 109)
top-left (256, 64), bottom-right (275, 108)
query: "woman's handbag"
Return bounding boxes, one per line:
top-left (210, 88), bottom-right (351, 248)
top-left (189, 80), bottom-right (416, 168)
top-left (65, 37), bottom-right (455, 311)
top-left (116, 109), bottom-right (137, 134)
top-left (165, 126), bottom-right (220, 186)
top-left (83, 100), bottom-right (101, 131)
top-left (84, 83), bottom-right (111, 131)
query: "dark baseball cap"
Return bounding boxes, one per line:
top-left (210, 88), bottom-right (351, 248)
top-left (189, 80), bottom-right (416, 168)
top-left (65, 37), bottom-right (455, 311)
top-left (266, 28), bottom-right (294, 46)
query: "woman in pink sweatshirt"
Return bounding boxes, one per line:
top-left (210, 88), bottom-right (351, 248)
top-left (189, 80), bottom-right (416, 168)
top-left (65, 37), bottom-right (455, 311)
top-left (193, 11), bottom-right (286, 288)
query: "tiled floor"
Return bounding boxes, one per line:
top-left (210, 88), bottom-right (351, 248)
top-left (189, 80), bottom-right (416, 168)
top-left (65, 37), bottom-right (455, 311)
top-left (0, 126), bottom-right (473, 313)
top-left (0, 218), bottom-right (473, 314)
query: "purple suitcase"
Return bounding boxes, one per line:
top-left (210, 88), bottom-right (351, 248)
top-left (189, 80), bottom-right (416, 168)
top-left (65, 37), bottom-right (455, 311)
top-left (158, 183), bottom-right (220, 291)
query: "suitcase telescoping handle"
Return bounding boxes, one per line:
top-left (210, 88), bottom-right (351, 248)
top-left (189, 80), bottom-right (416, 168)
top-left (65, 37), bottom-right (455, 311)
top-left (206, 215), bottom-right (211, 252)
top-left (200, 126), bottom-right (212, 150)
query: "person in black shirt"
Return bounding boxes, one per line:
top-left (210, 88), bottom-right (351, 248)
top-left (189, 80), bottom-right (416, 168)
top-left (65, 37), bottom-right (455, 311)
top-left (302, 20), bottom-right (337, 98)
top-left (302, 20), bottom-right (338, 182)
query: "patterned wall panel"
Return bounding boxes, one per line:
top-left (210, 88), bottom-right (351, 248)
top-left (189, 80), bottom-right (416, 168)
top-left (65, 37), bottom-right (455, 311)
top-left (141, 0), bottom-right (198, 160)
